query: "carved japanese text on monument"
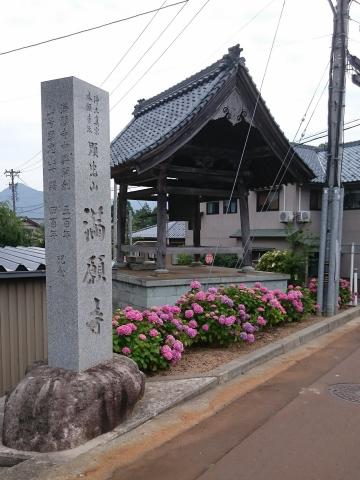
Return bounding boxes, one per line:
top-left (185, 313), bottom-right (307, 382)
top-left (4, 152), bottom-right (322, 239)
top-left (46, 107), bottom-right (57, 177)
top-left (83, 255), bottom-right (106, 284)
top-left (48, 206), bottom-right (58, 240)
top-left (42, 76), bottom-right (111, 371)
top-left (86, 297), bottom-right (104, 334)
top-left (83, 206), bottom-right (105, 241)
top-left (86, 90), bottom-right (100, 136)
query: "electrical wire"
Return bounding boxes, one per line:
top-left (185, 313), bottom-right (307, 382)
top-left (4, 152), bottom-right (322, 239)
top-left (110, 0), bottom-right (211, 111)
top-left (237, 75), bottom-right (330, 269)
top-left (100, 0), bottom-right (169, 87)
top-left (202, 0), bottom-right (277, 65)
top-left (16, 150), bottom-right (42, 170)
top-left (0, 1), bottom-right (188, 56)
top-left (110, 0), bottom-right (189, 96)
top-left (301, 118), bottom-right (360, 143)
top-left (203, 0), bottom-right (287, 280)
top-left (299, 121), bottom-right (360, 144)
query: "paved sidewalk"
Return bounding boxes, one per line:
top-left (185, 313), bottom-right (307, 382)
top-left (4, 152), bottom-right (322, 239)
top-left (114, 321), bottom-right (360, 480)
top-left (1, 308), bottom-right (360, 479)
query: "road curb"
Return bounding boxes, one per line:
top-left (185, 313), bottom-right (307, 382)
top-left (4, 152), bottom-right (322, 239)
top-left (1, 306), bottom-right (360, 479)
top-left (207, 306), bottom-right (360, 384)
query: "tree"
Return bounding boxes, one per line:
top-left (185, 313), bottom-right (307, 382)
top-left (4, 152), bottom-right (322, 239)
top-left (0, 203), bottom-right (31, 247)
top-left (132, 202), bottom-right (157, 231)
top-left (256, 227), bottom-right (318, 285)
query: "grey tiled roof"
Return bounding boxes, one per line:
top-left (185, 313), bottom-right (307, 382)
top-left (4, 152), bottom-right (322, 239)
top-left (294, 141), bottom-right (360, 184)
top-left (133, 221), bottom-right (186, 239)
top-left (111, 51), bottom-right (238, 166)
top-left (0, 246), bottom-right (45, 272)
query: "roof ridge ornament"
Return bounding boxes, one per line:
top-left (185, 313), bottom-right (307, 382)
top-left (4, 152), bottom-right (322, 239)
top-left (222, 44), bottom-right (244, 67)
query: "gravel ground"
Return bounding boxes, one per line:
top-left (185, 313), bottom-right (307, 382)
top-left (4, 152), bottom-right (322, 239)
top-left (151, 315), bottom-right (326, 378)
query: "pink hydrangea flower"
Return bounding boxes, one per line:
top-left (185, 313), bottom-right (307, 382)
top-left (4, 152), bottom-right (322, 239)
top-left (192, 303), bottom-right (204, 314)
top-left (149, 328), bottom-right (160, 337)
top-left (138, 333), bottom-right (147, 341)
top-left (185, 309), bottom-right (194, 319)
top-left (202, 324), bottom-right (209, 331)
top-left (225, 315), bottom-right (236, 326)
top-left (195, 291), bottom-right (207, 301)
top-left (121, 347), bottom-right (131, 355)
top-left (166, 335), bottom-right (176, 346)
top-left (173, 340), bottom-right (184, 352)
top-left (247, 333), bottom-right (255, 343)
top-left (184, 326), bottom-right (197, 338)
top-left (160, 345), bottom-right (173, 361)
top-left (257, 316), bottom-right (267, 326)
top-left (116, 324), bottom-right (132, 336)
top-left (171, 349), bottom-right (182, 363)
top-left (188, 319), bottom-right (198, 328)
top-left (190, 280), bottom-right (202, 290)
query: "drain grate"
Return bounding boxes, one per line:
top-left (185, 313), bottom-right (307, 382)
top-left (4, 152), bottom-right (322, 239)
top-left (328, 383), bottom-right (360, 404)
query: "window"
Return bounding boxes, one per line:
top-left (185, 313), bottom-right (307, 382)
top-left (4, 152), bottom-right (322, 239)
top-left (344, 190), bottom-right (360, 210)
top-left (206, 201), bottom-right (219, 215)
top-left (256, 190), bottom-right (279, 212)
top-left (223, 199), bottom-right (237, 214)
top-left (310, 189), bottom-right (322, 210)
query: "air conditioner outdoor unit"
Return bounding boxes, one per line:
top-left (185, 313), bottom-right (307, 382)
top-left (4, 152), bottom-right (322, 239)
top-left (297, 211), bottom-right (311, 223)
top-left (279, 211), bottom-right (294, 223)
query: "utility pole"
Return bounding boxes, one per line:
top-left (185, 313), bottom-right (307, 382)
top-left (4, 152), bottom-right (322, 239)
top-left (4, 169), bottom-right (20, 214)
top-left (317, 0), bottom-right (350, 316)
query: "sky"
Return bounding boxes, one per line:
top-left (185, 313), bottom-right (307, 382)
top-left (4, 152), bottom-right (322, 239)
top-left (0, 0), bottom-right (359, 195)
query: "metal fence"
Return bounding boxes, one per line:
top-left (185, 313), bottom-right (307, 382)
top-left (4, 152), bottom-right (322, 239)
top-left (0, 275), bottom-right (47, 397)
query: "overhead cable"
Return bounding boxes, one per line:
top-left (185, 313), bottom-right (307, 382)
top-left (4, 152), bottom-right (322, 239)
top-left (0, 1), bottom-right (188, 56)
top-left (110, 0), bottom-right (189, 96)
top-left (100, 0), bottom-right (169, 87)
top-left (110, 0), bottom-right (211, 111)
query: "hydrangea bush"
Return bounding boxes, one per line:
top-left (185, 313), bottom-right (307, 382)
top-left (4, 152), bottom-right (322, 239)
top-left (112, 305), bottom-right (186, 372)
top-left (308, 277), bottom-right (352, 308)
top-left (113, 279), bottom-right (319, 372)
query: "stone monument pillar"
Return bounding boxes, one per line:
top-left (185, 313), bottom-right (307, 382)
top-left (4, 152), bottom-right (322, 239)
top-left (2, 77), bottom-right (144, 453)
top-left (42, 76), bottom-right (112, 371)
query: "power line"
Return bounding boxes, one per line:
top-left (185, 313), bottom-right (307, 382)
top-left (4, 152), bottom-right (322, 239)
top-left (110, 0), bottom-right (212, 111)
top-left (0, 1), bottom-right (188, 57)
top-left (301, 117), bottom-right (360, 143)
top-left (110, 0), bottom-right (189, 96)
top-left (204, 0), bottom-right (287, 275)
top-left (100, 0), bottom-right (169, 87)
top-left (203, 0), bottom-right (277, 64)
top-left (237, 60), bottom-right (331, 269)
top-left (16, 150), bottom-right (42, 170)
top-left (299, 121), bottom-right (360, 144)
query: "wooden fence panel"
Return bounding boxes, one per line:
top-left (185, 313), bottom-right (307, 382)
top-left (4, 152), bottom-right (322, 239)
top-left (0, 277), bottom-right (47, 397)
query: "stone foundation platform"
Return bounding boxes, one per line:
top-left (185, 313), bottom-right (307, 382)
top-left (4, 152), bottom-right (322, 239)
top-left (113, 265), bottom-right (289, 309)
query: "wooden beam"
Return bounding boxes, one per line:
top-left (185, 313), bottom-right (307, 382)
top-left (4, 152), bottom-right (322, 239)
top-left (193, 196), bottom-right (201, 262)
top-left (180, 144), bottom-right (272, 161)
top-left (238, 182), bottom-right (252, 268)
top-left (156, 168), bottom-right (167, 270)
top-left (116, 183), bottom-right (127, 264)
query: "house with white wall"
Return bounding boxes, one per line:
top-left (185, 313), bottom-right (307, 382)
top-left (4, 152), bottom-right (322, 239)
top-left (187, 140), bottom-right (360, 276)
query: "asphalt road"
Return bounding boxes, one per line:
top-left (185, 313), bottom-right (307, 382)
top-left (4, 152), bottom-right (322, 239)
top-left (113, 324), bottom-right (360, 480)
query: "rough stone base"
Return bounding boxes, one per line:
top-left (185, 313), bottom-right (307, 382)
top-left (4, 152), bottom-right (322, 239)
top-left (2, 355), bottom-right (145, 453)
